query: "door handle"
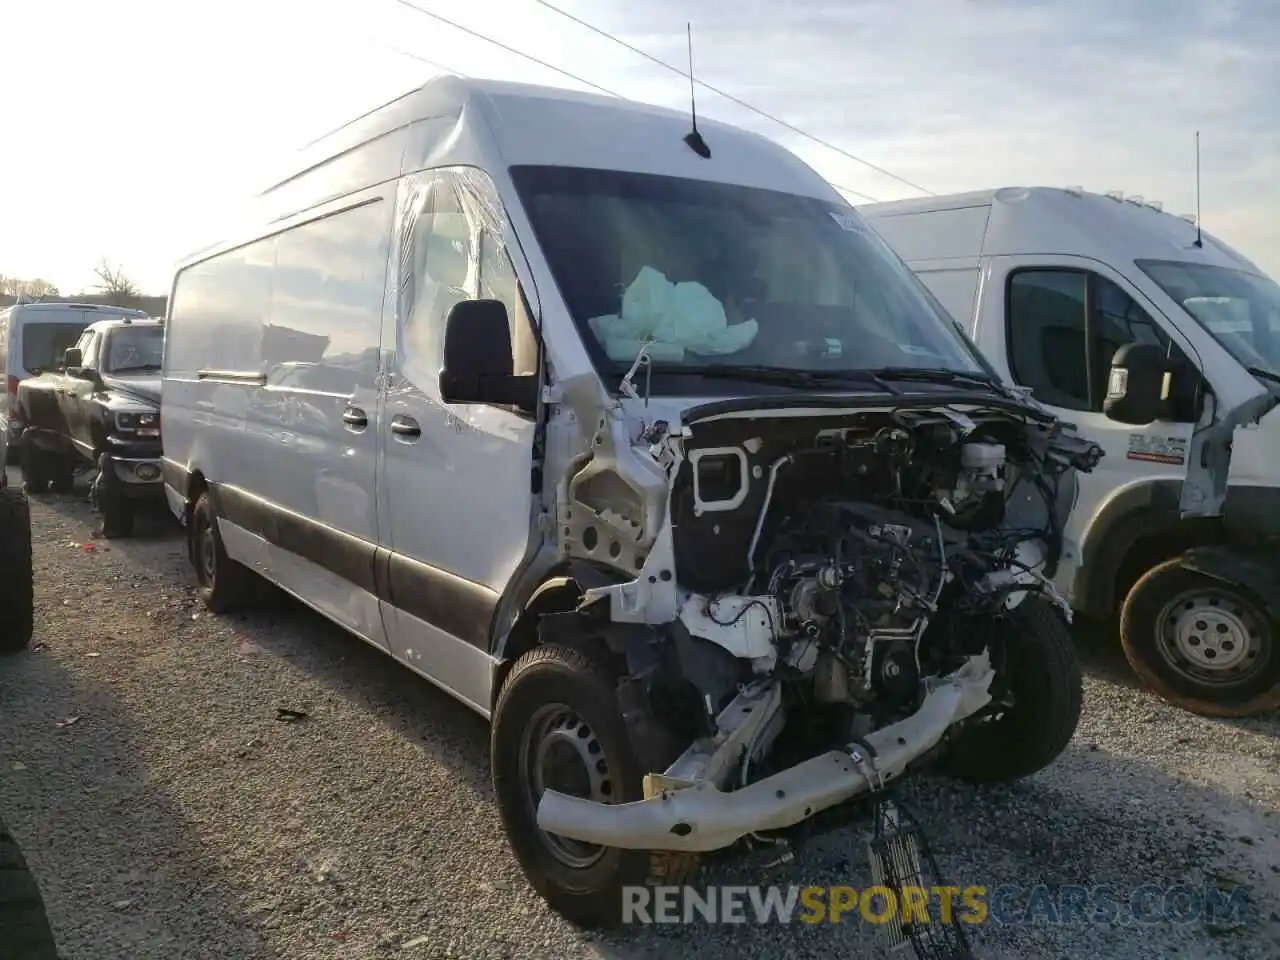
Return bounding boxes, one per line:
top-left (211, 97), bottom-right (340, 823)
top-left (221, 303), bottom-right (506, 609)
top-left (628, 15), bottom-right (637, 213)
top-left (390, 415), bottom-right (421, 441)
top-left (342, 407), bottom-right (368, 431)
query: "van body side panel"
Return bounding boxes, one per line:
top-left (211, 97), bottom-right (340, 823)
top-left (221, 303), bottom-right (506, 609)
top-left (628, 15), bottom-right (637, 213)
top-left (906, 263), bottom-right (983, 336)
top-left (163, 189), bottom-right (394, 648)
top-left (253, 196), bottom-right (390, 545)
top-left (862, 205), bottom-right (991, 266)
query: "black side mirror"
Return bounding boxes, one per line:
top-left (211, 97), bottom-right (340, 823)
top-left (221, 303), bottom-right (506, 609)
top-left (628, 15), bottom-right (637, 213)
top-left (439, 299), bottom-right (538, 408)
top-left (1104, 342), bottom-right (1171, 425)
top-left (62, 347), bottom-right (82, 370)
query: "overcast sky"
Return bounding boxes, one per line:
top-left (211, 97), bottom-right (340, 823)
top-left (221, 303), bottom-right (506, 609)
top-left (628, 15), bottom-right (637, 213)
top-left (3, 0), bottom-right (1276, 294)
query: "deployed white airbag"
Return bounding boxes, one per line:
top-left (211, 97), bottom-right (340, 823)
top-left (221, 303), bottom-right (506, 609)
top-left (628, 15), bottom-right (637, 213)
top-left (589, 265), bottom-right (759, 362)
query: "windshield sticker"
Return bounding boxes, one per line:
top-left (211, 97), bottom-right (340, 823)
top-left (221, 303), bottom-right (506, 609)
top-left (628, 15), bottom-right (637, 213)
top-left (828, 211), bottom-right (870, 235)
top-left (1127, 433), bottom-right (1187, 466)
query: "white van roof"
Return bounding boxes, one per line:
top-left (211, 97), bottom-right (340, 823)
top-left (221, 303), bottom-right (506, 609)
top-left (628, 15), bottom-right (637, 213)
top-left (175, 75), bottom-right (842, 267)
top-left (858, 186), bottom-right (1267, 276)
top-left (280, 75), bottom-right (831, 197)
top-left (7, 301), bottom-right (147, 316)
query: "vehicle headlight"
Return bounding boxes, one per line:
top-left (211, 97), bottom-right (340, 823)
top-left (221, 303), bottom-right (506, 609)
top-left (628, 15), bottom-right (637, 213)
top-left (115, 411), bottom-right (161, 437)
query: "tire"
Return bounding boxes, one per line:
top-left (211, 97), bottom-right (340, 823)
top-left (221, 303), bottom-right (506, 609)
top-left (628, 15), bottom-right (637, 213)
top-left (19, 434), bottom-right (51, 495)
top-left (189, 492), bottom-right (256, 613)
top-left (1120, 558), bottom-right (1280, 717)
top-left (938, 597), bottom-right (1082, 784)
top-left (48, 457), bottom-right (75, 495)
top-left (491, 644), bottom-right (701, 928)
top-left (0, 818), bottom-right (60, 960)
top-left (0, 488), bottom-right (34, 653)
top-left (94, 455), bottom-right (135, 539)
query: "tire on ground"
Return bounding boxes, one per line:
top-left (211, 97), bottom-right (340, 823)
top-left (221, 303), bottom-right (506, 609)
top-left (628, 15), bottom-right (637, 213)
top-left (96, 454), bottom-right (135, 539)
top-left (937, 596), bottom-right (1083, 784)
top-left (189, 491), bottom-right (257, 613)
top-left (19, 434), bottom-right (52, 494)
top-left (0, 487), bottom-right (34, 653)
top-left (0, 818), bottom-right (60, 960)
top-left (1120, 557), bottom-right (1280, 718)
top-left (491, 644), bottom-right (700, 929)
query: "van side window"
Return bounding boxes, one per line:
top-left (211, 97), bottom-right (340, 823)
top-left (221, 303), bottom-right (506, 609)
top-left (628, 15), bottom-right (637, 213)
top-left (1007, 269), bottom-right (1195, 420)
top-left (478, 228), bottom-right (538, 376)
top-left (167, 240), bottom-right (275, 376)
top-left (402, 181), bottom-right (474, 374)
top-left (267, 200), bottom-right (389, 393)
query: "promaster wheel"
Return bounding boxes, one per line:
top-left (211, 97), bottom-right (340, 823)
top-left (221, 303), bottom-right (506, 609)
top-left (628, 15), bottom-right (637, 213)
top-left (1121, 558), bottom-right (1280, 717)
top-left (491, 644), bottom-right (700, 928)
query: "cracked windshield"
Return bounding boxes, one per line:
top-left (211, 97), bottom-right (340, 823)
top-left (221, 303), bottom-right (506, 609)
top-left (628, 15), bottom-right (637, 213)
top-left (511, 165), bottom-right (986, 385)
top-left (104, 325), bottom-right (164, 375)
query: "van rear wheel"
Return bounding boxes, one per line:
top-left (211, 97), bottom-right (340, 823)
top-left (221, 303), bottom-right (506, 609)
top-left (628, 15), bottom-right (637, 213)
top-left (190, 492), bottom-right (257, 613)
top-left (491, 644), bottom-right (700, 928)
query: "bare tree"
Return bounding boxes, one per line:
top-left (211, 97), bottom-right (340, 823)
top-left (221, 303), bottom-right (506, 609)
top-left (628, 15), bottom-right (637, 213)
top-left (93, 259), bottom-right (139, 305)
top-left (0, 275), bottom-right (59, 298)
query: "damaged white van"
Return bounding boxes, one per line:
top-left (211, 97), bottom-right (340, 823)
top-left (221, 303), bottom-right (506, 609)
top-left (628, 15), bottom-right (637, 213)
top-left (161, 77), bottom-right (1102, 927)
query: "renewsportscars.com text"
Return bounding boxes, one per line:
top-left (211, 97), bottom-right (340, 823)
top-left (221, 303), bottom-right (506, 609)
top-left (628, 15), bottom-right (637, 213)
top-left (622, 884), bottom-right (1251, 926)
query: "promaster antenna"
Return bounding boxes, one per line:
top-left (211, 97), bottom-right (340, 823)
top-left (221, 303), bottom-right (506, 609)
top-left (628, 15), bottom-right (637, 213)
top-left (1193, 130), bottom-right (1203, 248)
top-left (682, 22), bottom-right (711, 159)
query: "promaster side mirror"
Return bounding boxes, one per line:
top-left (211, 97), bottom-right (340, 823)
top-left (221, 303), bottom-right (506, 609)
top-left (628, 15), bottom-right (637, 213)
top-left (439, 299), bottom-right (538, 409)
top-left (1104, 342), bottom-right (1171, 425)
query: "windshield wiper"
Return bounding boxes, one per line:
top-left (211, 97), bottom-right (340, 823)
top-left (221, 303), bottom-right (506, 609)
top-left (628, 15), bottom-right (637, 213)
top-left (867, 366), bottom-right (1004, 391)
top-left (1247, 366), bottom-right (1280, 387)
top-left (649, 364), bottom-right (899, 393)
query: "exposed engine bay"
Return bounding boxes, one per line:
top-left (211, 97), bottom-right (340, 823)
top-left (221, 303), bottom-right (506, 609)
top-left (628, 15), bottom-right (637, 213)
top-left (538, 397), bottom-right (1103, 854)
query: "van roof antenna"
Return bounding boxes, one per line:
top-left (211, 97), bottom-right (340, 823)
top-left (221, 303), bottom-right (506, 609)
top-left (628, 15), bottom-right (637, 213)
top-left (682, 23), bottom-right (711, 159)
top-left (1193, 130), bottom-right (1203, 248)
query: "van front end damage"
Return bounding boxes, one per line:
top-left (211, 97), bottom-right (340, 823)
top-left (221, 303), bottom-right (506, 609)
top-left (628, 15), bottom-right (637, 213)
top-left (538, 651), bottom-right (994, 852)
top-left (504, 383), bottom-right (1100, 932)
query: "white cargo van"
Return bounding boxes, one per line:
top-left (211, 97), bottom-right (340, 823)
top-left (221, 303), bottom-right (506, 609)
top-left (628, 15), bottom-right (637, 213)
top-left (860, 187), bottom-right (1280, 717)
top-left (0, 301), bottom-right (148, 456)
top-left (162, 77), bottom-right (1104, 927)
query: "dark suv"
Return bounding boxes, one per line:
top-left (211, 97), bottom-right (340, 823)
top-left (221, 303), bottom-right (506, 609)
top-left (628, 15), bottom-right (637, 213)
top-left (16, 316), bottom-right (164, 537)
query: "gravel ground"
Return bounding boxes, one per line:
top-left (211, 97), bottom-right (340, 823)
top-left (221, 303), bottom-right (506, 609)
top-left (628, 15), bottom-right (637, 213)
top-left (1, 473), bottom-right (1278, 960)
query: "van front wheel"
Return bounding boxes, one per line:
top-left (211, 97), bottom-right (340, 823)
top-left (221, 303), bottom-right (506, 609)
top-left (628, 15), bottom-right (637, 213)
top-left (1120, 558), bottom-right (1280, 717)
top-left (190, 492), bottom-right (257, 613)
top-left (491, 644), bottom-right (700, 928)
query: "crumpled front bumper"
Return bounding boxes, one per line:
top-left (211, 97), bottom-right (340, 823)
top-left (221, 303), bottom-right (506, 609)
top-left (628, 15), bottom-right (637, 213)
top-left (536, 652), bottom-right (995, 853)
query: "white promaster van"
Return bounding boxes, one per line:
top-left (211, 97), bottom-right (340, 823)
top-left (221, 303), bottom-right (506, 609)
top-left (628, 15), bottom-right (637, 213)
top-left (0, 301), bottom-right (148, 455)
top-left (161, 78), bottom-right (1105, 926)
top-left (860, 187), bottom-right (1280, 717)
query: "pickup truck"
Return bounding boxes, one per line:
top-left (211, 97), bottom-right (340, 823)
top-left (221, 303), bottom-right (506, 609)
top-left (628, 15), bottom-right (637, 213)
top-left (16, 316), bottom-right (165, 538)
